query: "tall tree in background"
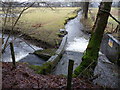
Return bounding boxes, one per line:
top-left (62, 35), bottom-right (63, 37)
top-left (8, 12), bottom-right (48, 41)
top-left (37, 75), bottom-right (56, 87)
top-left (74, 0), bottom-right (113, 78)
top-left (83, 0), bottom-right (89, 19)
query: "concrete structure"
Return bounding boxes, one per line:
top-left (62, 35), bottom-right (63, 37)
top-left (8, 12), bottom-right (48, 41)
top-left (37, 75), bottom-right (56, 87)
top-left (100, 34), bottom-right (120, 66)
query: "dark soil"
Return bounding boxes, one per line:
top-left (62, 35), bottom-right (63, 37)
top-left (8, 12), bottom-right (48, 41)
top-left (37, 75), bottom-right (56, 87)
top-left (2, 62), bottom-right (101, 89)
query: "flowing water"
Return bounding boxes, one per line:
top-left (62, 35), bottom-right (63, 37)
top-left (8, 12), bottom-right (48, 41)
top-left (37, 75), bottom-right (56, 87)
top-left (53, 11), bottom-right (89, 73)
top-left (65, 12), bottom-right (89, 53)
top-left (0, 33), bottom-right (45, 65)
top-left (53, 12), bottom-right (89, 75)
top-left (53, 11), bottom-right (119, 88)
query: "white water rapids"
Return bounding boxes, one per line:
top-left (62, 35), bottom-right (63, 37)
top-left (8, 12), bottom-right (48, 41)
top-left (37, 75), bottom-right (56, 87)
top-left (65, 12), bottom-right (89, 53)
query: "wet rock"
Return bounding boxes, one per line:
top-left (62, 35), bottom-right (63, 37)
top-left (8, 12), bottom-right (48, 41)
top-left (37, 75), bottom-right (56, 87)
top-left (93, 54), bottom-right (120, 88)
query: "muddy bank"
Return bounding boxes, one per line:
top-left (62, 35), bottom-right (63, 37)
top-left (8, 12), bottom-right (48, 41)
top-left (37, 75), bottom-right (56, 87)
top-left (2, 29), bottom-right (55, 49)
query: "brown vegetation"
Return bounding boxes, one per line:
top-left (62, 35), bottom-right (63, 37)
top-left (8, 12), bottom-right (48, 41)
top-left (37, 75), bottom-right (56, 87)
top-left (2, 62), bottom-right (101, 89)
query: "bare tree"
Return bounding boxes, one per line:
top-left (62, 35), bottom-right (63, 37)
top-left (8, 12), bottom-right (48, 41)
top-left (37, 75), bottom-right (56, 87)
top-left (83, 0), bottom-right (89, 19)
top-left (1, 1), bottom-right (35, 53)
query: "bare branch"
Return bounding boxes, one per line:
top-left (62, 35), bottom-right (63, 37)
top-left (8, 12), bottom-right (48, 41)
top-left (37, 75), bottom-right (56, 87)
top-left (100, 9), bottom-right (120, 24)
top-left (41, 2), bottom-right (55, 10)
top-left (2, 2), bottom-right (35, 53)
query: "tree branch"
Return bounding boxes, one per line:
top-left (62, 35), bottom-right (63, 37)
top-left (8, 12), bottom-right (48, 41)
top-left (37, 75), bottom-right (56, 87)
top-left (100, 9), bottom-right (120, 24)
top-left (2, 2), bottom-right (35, 53)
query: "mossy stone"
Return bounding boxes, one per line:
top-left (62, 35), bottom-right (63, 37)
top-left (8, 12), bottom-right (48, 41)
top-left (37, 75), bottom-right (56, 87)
top-left (29, 61), bottom-right (53, 75)
top-left (33, 49), bottom-right (56, 61)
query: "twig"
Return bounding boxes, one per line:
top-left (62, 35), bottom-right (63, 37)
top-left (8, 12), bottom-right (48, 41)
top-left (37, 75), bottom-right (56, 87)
top-left (21, 38), bottom-right (36, 51)
top-left (2, 2), bottom-right (35, 53)
top-left (88, 74), bottom-right (101, 82)
top-left (78, 61), bottom-right (95, 78)
top-left (100, 9), bottom-right (120, 24)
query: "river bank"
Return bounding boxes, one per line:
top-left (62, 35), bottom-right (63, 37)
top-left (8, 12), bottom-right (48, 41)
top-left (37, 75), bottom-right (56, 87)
top-left (0, 7), bottom-right (79, 48)
top-left (1, 29), bottom-right (54, 49)
top-left (0, 8), bottom-right (80, 63)
top-left (1, 9), bottom-right (119, 89)
top-left (1, 10), bottom-right (101, 89)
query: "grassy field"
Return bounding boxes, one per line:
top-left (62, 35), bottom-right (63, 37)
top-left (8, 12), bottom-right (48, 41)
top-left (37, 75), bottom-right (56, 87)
top-left (81, 7), bottom-right (119, 33)
top-left (1, 7), bottom-right (79, 47)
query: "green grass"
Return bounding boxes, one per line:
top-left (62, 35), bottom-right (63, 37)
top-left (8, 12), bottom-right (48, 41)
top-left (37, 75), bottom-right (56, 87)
top-left (0, 11), bottom-right (3, 14)
top-left (29, 61), bottom-right (53, 75)
top-left (1, 7), bottom-right (79, 47)
top-left (19, 7), bottom-right (79, 46)
top-left (33, 49), bottom-right (57, 60)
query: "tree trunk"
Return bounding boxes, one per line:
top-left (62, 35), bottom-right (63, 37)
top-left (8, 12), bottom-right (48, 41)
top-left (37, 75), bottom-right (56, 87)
top-left (74, 1), bottom-right (112, 78)
top-left (83, 1), bottom-right (89, 19)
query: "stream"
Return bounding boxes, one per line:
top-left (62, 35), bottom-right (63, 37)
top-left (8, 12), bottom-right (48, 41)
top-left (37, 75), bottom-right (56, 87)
top-left (53, 11), bottom-right (120, 88)
top-left (53, 12), bottom-right (90, 75)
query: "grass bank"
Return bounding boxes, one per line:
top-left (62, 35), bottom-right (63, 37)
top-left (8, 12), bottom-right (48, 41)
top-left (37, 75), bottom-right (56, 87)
top-left (1, 7), bottom-right (79, 48)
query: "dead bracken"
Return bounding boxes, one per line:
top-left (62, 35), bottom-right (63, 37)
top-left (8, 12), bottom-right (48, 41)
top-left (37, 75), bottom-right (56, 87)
top-left (2, 62), bottom-right (101, 89)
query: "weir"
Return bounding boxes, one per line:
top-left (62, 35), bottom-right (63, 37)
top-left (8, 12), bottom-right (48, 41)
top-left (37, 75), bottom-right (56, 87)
top-left (53, 11), bottom-right (119, 88)
top-left (0, 33), bottom-right (45, 66)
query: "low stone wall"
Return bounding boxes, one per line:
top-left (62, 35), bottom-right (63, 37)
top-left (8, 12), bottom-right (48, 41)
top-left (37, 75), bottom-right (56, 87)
top-left (100, 34), bottom-right (120, 66)
top-left (47, 35), bottom-right (67, 67)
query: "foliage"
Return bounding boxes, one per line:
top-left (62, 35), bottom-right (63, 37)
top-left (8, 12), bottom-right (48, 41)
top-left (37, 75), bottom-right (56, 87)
top-left (33, 49), bottom-right (57, 60)
top-left (29, 62), bottom-right (53, 75)
top-left (34, 49), bottom-right (56, 56)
